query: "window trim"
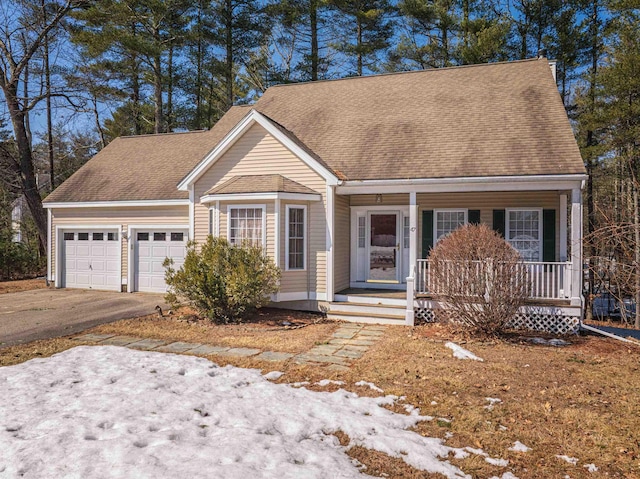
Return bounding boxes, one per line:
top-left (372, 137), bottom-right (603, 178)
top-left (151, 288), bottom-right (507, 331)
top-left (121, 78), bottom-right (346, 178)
top-left (285, 204), bottom-right (307, 271)
top-left (505, 207), bottom-right (543, 262)
top-left (433, 208), bottom-right (468, 244)
top-left (226, 204), bottom-right (267, 248)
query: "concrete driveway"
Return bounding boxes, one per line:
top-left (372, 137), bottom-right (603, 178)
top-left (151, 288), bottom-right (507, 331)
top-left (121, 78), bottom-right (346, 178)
top-left (0, 289), bottom-right (166, 349)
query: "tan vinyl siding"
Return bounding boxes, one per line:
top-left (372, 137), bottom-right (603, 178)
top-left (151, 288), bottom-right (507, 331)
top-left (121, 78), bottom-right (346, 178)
top-left (416, 191), bottom-right (562, 259)
top-left (50, 206), bottom-right (188, 285)
top-left (334, 195), bottom-right (350, 292)
top-left (193, 123), bottom-right (327, 295)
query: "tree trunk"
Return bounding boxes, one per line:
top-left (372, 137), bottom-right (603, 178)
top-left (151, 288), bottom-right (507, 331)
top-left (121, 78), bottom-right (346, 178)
top-left (195, 0), bottom-right (204, 128)
top-left (42, 0), bottom-right (54, 191)
top-left (4, 87), bottom-right (47, 253)
top-left (153, 27), bottom-right (163, 134)
top-left (167, 44), bottom-right (174, 132)
top-left (225, 0), bottom-right (234, 110)
top-left (357, 15), bottom-right (362, 76)
top-left (634, 183), bottom-right (640, 329)
top-left (310, 0), bottom-right (318, 81)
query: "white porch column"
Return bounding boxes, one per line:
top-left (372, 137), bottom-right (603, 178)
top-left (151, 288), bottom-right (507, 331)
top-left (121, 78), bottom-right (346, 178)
top-left (326, 185), bottom-right (335, 303)
top-left (274, 198), bottom-right (281, 269)
top-left (409, 191), bottom-right (418, 268)
top-left (570, 188), bottom-right (583, 306)
top-left (406, 191), bottom-right (418, 326)
top-left (559, 194), bottom-right (567, 262)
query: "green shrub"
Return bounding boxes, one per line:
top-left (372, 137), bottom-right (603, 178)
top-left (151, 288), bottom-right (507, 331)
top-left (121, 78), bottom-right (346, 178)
top-left (163, 236), bottom-right (280, 323)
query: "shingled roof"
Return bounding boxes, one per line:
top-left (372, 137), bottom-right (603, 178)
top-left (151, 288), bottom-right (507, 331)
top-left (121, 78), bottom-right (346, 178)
top-left (252, 58), bottom-right (585, 180)
top-left (46, 58), bottom-right (584, 203)
top-left (44, 105), bottom-right (250, 203)
top-left (204, 174), bottom-right (319, 196)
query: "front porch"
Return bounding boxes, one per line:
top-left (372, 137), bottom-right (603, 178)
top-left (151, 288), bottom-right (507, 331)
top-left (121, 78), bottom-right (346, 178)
top-left (326, 179), bottom-right (585, 333)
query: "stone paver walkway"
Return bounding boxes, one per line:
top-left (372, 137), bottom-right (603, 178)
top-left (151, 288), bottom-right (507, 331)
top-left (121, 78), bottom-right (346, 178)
top-left (73, 322), bottom-right (386, 370)
top-left (293, 323), bottom-right (386, 371)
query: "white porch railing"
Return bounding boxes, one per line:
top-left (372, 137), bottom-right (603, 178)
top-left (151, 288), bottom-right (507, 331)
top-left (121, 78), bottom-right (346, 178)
top-left (415, 259), bottom-right (572, 300)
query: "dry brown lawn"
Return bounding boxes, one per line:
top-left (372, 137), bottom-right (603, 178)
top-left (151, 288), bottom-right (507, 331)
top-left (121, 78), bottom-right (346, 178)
top-left (89, 307), bottom-right (337, 354)
top-left (0, 278), bottom-right (49, 294)
top-left (1, 315), bottom-right (638, 479)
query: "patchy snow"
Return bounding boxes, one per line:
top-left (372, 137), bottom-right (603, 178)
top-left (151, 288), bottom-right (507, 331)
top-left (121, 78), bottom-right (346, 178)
top-left (485, 457), bottom-right (509, 467)
top-left (355, 381), bottom-right (384, 392)
top-left (0, 346), bottom-right (497, 479)
top-left (315, 379), bottom-right (344, 387)
top-left (290, 381), bottom-right (310, 387)
top-left (263, 371), bottom-right (284, 380)
top-left (431, 400), bottom-right (438, 405)
top-left (584, 464), bottom-right (598, 473)
top-left (556, 455), bottom-right (579, 465)
top-left (484, 397), bottom-right (502, 410)
top-left (445, 342), bottom-right (484, 361)
top-left (508, 441), bottom-right (530, 452)
top-left (498, 425), bottom-right (508, 431)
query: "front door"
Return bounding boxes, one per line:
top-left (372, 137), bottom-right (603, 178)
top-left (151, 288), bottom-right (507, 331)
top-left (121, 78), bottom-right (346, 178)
top-left (368, 213), bottom-right (400, 283)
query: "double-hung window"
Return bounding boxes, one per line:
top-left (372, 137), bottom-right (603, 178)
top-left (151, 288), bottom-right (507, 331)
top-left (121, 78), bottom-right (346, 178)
top-left (434, 210), bottom-right (467, 243)
top-left (286, 206), bottom-right (306, 270)
top-left (228, 206), bottom-right (265, 247)
top-left (506, 209), bottom-right (541, 261)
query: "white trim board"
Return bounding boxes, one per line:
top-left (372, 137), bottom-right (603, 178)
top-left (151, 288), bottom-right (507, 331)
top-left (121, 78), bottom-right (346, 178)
top-left (178, 109), bottom-right (340, 190)
top-left (337, 174), bottom-right (587, 195)
top-left (200, 192), bottom-right (321, 203)
top-left (126, 224), bottom-right (189, 293)
top-left (285, 204), bottom-right (307, 271)
top-left (47, 209), bottom-right (52, 281)
top-left (44, 199), bottom-right (189, 209)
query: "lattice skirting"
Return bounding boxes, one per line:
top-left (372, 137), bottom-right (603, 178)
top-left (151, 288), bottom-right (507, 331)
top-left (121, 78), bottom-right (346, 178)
top-left (414, 300), bottom-right (581, 334)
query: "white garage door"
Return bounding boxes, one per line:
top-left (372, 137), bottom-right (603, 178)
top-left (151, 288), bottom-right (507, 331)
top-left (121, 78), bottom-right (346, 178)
top-left (134, 230), bottom-right (188, 293)
top-left (62, 230), bottom-right (120, 291)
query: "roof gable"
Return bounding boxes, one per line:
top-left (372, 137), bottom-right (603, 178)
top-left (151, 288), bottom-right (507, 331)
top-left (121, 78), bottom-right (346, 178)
top-left (178, 109), bottom-right (339, 190)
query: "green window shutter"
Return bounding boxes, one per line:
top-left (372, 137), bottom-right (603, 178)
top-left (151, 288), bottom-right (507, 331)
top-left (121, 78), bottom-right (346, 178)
top-left (543, 209), bottom-right (556, 262)
top-left (421, 210), bottom-right (434, 258)
top-left (493, 210), bottom-right (506, 237)
top-left (468, 210), bottom-right (481, 225)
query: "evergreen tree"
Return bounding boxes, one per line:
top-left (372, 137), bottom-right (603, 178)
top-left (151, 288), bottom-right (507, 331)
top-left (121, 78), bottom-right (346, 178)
top-left (327, 0), bottom-right (395, 75)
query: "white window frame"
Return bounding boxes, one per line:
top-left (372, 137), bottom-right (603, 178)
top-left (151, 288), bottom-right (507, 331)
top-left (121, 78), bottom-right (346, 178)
top-left (285, 205), bottom-right (307, 271)
top-left (505, 208), bottom-right (543, 262)
top-left (226, 204), bottom-right (267, 248)
top-left (434, 208), bottom-right (468, 244)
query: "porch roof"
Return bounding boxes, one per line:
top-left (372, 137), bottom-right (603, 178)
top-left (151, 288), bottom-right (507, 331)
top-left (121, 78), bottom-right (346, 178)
top-left (204, 174), bottom-right (319, 196)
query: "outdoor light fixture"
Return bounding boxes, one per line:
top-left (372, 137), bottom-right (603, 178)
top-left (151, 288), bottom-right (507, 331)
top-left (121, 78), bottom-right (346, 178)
top-left (376, 194), bottom-right (382, 204)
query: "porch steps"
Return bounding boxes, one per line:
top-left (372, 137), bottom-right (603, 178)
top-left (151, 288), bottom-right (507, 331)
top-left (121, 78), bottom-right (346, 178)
top-left (327, 301), bottom-right (406, 325)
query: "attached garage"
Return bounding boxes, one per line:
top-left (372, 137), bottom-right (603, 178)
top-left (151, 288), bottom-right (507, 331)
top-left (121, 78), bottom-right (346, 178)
top-left (130, 228), bottom-right (188, 293)
top-left (59, 229), bottom-right (121, 291)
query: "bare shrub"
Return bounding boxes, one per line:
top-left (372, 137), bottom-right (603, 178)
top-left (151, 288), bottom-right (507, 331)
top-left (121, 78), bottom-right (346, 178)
top-left (429, 224), bottom-right (530, 336)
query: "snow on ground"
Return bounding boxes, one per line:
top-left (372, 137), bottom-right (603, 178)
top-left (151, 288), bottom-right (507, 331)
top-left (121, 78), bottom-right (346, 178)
top-left (445, 342), bottom-right (484, 361)
top-left (315, 379), bottom-right (344, 387)
top-left (355, 381), bottom-right (383, 392)
top-left (484, 397), bottom-right (502, 410)
top-left (584, 464), bottom-right (598, 472)
top-left (508, 441), bottom-right (530, 452)
top-left (556, 455), bottom-right (579, 465)
top-left (0, 346), bottom-right (508, 479)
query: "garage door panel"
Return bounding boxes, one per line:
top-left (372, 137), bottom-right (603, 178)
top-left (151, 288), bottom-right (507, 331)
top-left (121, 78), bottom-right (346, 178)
top-left (62, 230), bottom-right (120, 291)
top-left (135, 230), bottom-right (187, 293)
